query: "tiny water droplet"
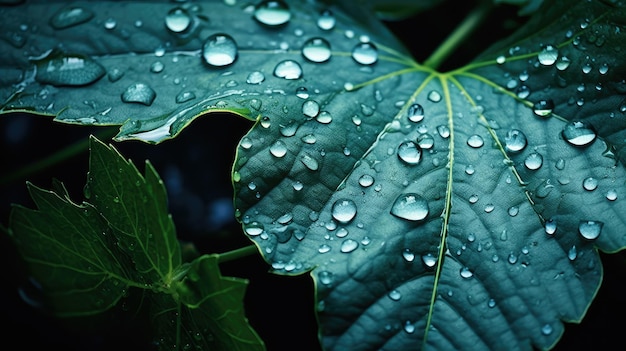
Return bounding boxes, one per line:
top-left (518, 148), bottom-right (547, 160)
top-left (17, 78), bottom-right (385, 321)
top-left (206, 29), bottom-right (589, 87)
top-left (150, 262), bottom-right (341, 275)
top-left (460, 267), bottom-right (473, 279)
top-left (427, 90), bottom-right (442, 102)
top-left (274, 60), bottom-right (303, 79)
top-left (302, 37), bottom-right (331, 63)
top-left (524, 152), bottom-right (543, 170)
top-left (404, 321), bottom-right (415, 334)
top-left (318, 244), bottom-right (331, 253)
top-left (331, 199), bottom-right (357, 224)
top-left (562, 121), bottom-right (597, 147)
top-left (606, 189), bottom-right (618, 201)
top-left (568, 245), bottom-right (577, 260)
top-left (388, 290), bottom-right (402, 301)
top-left (467, 134), bottom-right (484, 148)
top-left (541, 324), bottom-right (553, 336)
top-left (202, 33), bottom-right (238, 67)
top-left (390, 193), bottom-right (429, 222)
top-left (402, 249), bottom-right (415, 262)
top-left (253, 0), bottom-right (291, 27)
top-left (340, 239), bottom-right (359, 253)
top-left (545, 218), bottom-right (557, 235)
top-left (533, 99), bottom-right (554, 117)
top-left (504, 129), bottom-right (527, 153)
top-left (351, 42), bottom-right (378, 65)
top-left (121, 83), bottom-right (156, 106)
top-left (358, 174), bottom-right (374, 187)
top-left (579, 220), bottom-right (603, 240)
top-left (317, 271), bottom-right (334, 285)
top-left (246, 71), bottom-right (265, 84)
top-left (437, 125), bottom-right (450, 138)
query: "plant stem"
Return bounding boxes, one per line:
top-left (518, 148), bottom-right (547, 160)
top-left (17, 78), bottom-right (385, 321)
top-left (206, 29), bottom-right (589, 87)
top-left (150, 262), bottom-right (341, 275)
top-left (0, 128), bottom-right (117, 186)
top-left (218, 244), bottom-right (259, 264)
top-left (422, 0), bottom-right (494, 70)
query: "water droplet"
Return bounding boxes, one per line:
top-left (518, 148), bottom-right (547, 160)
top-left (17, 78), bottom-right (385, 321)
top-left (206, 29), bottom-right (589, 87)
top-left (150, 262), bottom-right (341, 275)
top-left (562, 121), bottom-right (597, 147)
top-left (150, 61), bottom-right (164, 73)
top-left (318, 271), bottom-right (334, 285)
top-left (427, 90), bottom-right (442, 102)
top-left (103, 17), bottom-right (117, 30)
top-left (504, 129), bottom-right (527, 153)
top-left (545, 218), bottom-right (557, 235)
top-left (302, 37), bottom-right (331, 63)
top-left (317, 9), bottom-right (336, 30)
top-left (555, 158), bottom-right (565, 170)
top-left (351, 42), bottom-right (378, 65)
top-left (331, 199), bottom-right (357, 224)
top-left (417, 134), bottom-right (434, 149)
top-left (524, 152), bottom-right (543, 170)
top-left (599, 62), bottom-right (609, 75)
top-left (469, 194), bottom-right (479, 204)
top-left (579, 220), bottom-right (603, 240)
top-left (404, 321), bottom-right (415, 334)
top-left (33, 50), bottom-right (105, 86)
top-left (301, 134), bottom-right (317, 144)
top-left (246, 71), bottom-right (265, 84)
top-left (244, 221), bottom-right (264, 236)
top-left (397, 141), bottom-right (422, 165)
top-left (582, 177), bottom-right (598, 191)
top-left (568, 245), bottom-right (577, 260)
top-left (437, 125), bottom-right (450, 138)
top-left (165, 7), bottom-right (192, 33)
top-left (269, 140), bottom-right (288, 158)
top-left (273, 60), bottom-right (303, 79)
top-left (253, 0), bottom-right (291, 27)
top-left (533, 99), bottom-right (554, 117)
top-left (316, 111), bottom-right (333, 124)
top-left (407, 103), bottom-right (424, 122)
top-left (606, 189), bottom-right (618, 201)
top-left (541, 324), bottom-right (553, 336)
top-left (295, 86), bottom-right (309, 99)
top-left (538, 45), bottom-right (558, 66)
top-left (340, 239), bottom-right (359, 253)
top-left (508, 206), bottom-right (519, 217)
top-left (49, 6), bottom-right (94, 29)
top-left (388, 290), bottom-right (402, 301)
top-left (402, 249), bottom-right (415, 262)
top-left (390, 193), bottom-right (429, 222)
top-left (121, 83), bottom-right (156, 106)
top-left (516, 85), bottom-right (530, 99)
top-left (467, 134), bottom-right (484, 148)
top-left (175, 91), bottom-right (195, 103)
top-left (460, 267), bottom-right (473, 279)
top-left (302, 100), bottom-right (320, 118)
top-left (421, 253), bottom-right (437, 268)
top-left (318, 244), bottom-right (331, 253)
top-left (202, 33), bottom-right (238, 67)
top-left (556, 56), bottom-right (571, 70)
top-left (358, 174), bottom-right (374, 187)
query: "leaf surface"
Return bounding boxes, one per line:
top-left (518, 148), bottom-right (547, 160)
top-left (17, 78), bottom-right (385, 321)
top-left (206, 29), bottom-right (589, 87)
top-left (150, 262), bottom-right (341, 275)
top-left (8, 136), bottom-right (263, 350)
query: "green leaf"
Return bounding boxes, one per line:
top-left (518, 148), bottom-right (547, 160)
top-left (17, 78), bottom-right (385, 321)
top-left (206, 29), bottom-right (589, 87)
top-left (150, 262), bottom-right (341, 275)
top-left (7, 135), bottom-right (264, 350)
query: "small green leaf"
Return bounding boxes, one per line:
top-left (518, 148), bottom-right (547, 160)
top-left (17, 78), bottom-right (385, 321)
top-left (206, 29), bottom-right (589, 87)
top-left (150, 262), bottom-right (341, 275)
top-left (8, 135), bottom-right (264, 350)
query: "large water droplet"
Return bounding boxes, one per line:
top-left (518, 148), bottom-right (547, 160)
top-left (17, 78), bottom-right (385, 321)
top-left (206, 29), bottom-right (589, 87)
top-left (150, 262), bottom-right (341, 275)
top-left (524, 152), bottom-right (543, 170)
top-left (538, 45), bottom-right (558, 66)
top-left (49, 6), bottom-right (94, 29)
top-left (33, 50), bottom-right (105, 86)
top-left (407, 103), bottom-right (424, 122)
top-left (253, 0), bottom-right (291, 27)
top-left (202, 33), bottom-right (238, 67)
top-left (579, 220), bottom-right (603, 240)
top-left (301, 37), bottom-right (332, 63)
top-left (351, 42), bottom-right (378, 65)
top-left (562, 121), bottom-right (597, 147)
top-left (340, 239), bottom-right (359, 253)
top-left (165, 7), bottom-right (192, 33)
top-left (273, 60), bottom-right (303, 79)
top-left (504, 129), bottom-right (527, 153)
top-left (121, 83), bottom-right (156, 106)
top-left (390, 193), bottom-right (429, 222)
top-left (397, 141), bottom-right (422, 165)
top-left (331, 199), bottom-right (357, 224)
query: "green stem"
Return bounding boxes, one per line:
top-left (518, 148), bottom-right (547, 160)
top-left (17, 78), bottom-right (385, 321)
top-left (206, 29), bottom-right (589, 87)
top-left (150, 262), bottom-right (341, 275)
top-left (422, 1), bottom-right (494, 70)
top-left (218, 244), bottom-right (259, 264)
top-left (0, 128), bottom-right (117, 186)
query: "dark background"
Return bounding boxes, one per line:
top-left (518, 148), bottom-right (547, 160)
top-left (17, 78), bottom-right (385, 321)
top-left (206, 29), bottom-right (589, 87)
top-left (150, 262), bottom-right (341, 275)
top-left (1, 1), bottom-right (625, 350)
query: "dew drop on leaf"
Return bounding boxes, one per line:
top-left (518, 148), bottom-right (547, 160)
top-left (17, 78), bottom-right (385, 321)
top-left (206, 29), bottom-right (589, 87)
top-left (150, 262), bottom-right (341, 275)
top-left (504, 129), bottom-right (527, 153)
top-left (533, 99), bottom-right (554, 117)
top-left (302, 37), bottom-right (331, 63)
top-left (175, 91), bottom-right (195, 103)
top-left (351, 42), bottom-right (378, 65)
top-left (273, 60), bottom-right (303, 79)
top-left (524, 152), bottom-right (543, 170)
top-left (545, 218), bottom-right (557, 235)
top-left (331, 199), bottom-right (357, 224)
top-left (421, 253), bottom-right (437, 268)
top-left (437, 125), bottom-right (450, 138)
top-left (165, 7), bottom-right (192, 33)
top-left (318, 244), bottom-right (331, 254)
top-left (390, 193), bottom-right (429, 222)
top-left (244, 221), bottom-right (264, 236)
top-left (49, 6), bottom-right (94, 29)
top-left (578, 220), bottom-right (603, 240)
top-left (388, 290), bottom-right (402, 301)
top-left (316, 111), bottom-right (333, 124)
top-left (253, 0), bottom-right (291, 27)
top-left (302, 100), bottom-right (320, 118)
top-left (606, 189), bottom-right (618, 201)
top-left (417, 134), bottom-right (434, 150)
top-left (269, 140), bottom-right (287, 157)
top-left (538, 44), bottom-right (558, 66)
top-left (467, 134), bottom-right (484, 148)
top-left (561, 121), bottom-right (597, 147)
top-left (317, 271), bottom-right (334, 285)
top-left (568, 245), bottom-right (577, 260)
top-left (556, 56), bottom-right (571, 70)
top-left (121, 83), bottom-right (156, 106)
top-left (33, 50), bottom-right (105, 86)
top-left (358, 174), bottom-right (374, 187)
top-left (340, 239), bottom-right (359, 253)
top-left (402, 248), bottom-right (415, 262)
top-left (460, 267), bottom-right (473, 279)
top-left (295, 86), bottom-right (309, 99)
top-left (541, 324), bottom-right (553, 336)
top-left (246, 71), bottom-right (265, 84)
top-left (202, 33), bottom-right (238, 67)
top-left (407, 103), bottom-right (425, 122)
top-left (582, 177), bottom-right (598, 191)
top-left (317, 9), bottom-right (336, 30)
top-left (397, 141), bottom-right (422, 165)
top-left (427, 90), bottom-right (442, 102)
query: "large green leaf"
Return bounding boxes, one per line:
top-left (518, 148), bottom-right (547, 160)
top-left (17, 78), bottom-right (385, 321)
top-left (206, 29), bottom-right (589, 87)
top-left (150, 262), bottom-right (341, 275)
top-left (7, 136), bottom-right (264, 350)
top-left (1, 0), bottom-right (626, 350)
